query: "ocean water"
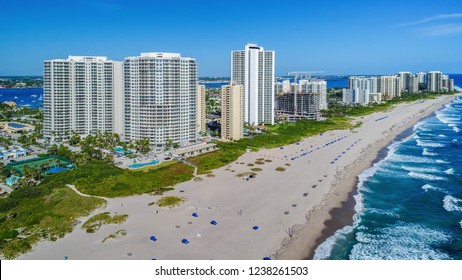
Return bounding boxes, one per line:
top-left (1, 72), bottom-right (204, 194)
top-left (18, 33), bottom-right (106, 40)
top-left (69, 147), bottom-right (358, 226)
top-left (200, 82), bottom-right (229, 88)
top-left (314, 94), bottom-right (462, 260)
top-left (0, 88), bottom-right (43, 108)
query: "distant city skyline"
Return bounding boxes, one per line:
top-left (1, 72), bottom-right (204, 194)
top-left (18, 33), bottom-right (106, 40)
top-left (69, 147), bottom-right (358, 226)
top-left (1, 0), bottom-right (461, 76)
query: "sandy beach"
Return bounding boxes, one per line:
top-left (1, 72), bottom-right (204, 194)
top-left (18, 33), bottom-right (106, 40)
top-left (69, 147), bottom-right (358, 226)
top-left (18, 94), bottom-right (458, 260)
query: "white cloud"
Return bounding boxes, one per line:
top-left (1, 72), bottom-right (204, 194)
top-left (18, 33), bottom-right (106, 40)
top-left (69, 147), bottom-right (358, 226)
top-left (422, 24), bottom-right (462, 36)
top-left (396, 13), bottom-right (462, 28)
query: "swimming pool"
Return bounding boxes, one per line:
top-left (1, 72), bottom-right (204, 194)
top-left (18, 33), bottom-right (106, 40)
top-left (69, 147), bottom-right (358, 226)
top-left (128, 160), bottom-right (159, 169)
top-left (114, 146), bottom-right (131, 154)
top-left (8, 122), bottom-right (27, 129)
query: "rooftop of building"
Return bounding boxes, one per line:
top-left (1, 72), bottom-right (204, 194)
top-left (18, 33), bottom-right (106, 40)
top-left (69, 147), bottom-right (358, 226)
top-left (123, 53), bottom-right (195, 60)
top-left (45, 56), bottom-right (112, 62)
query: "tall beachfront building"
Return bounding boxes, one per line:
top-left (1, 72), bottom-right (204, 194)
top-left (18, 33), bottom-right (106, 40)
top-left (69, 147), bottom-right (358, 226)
top-left (427, 71), bottom-right (443, 92)
top-left (231, 43), bottom-right (275, 125)
top-left (123, 53), bottom-right (198, 148)
top-left (380, 75), bottom-right (401, 99)
top-left (344, 76), bottom-right (380, 105)
top-left (197, 85), bottom-right (206, 134)
top-left (43, 56), bottom-right (123, 142)
top-left (221, 84), bottom-right (244, 140)
top-left (398, 72), bottom-right (412, 92)
top-left (408, 75), bottom-right (419, 93)
top-left (417, 72), bottom-right (426, 84)
top-left (442, 75), bottom-right (455, 92)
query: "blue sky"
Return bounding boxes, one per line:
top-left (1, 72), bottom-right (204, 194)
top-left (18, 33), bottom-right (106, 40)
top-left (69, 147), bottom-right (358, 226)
top-left (1, 0), bottom-right (461, 76)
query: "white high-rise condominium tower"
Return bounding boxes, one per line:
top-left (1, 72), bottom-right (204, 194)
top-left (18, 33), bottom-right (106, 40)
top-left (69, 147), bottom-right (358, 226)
top-left (427, 71), bottom-right (442, 92)
top-left (380, 75), bottom-right (401, 99)
top-left (123, 53), bottom-right (198, 147)
top-left (344, 76), bottom-right (380, 105)
top-left (43, 56), bottom-right (123, 142)
top-left (398, 72), bottom-right (412, 92)
top-left (231, 43), bottom-right (275, 125)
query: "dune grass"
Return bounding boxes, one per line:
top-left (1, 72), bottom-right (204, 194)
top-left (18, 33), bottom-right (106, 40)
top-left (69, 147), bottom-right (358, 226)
top-left (137, 159), bottom-right (178, 172)
top-left (65, 161), bottom-right (194, 198)
top-left (236, 172), bottom-right (257, 178)
top-left (156, 196), bottom-right (186, 208)
top-left (189, 117), bottom-right (352, 174)
top-left (102, 229), bottom-right (126, 243)
top-left (82, 212), bottom-right (128, 233)
top-left (0, 176), bottom-right (105, 259)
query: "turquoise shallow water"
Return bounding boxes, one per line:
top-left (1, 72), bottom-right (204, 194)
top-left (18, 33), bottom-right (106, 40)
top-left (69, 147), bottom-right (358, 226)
top-left (314, 95), bottom-right (462, 260)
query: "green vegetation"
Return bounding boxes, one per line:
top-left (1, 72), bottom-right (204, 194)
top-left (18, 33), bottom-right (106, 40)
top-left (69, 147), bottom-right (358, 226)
top-left (190, 91), bottom-right (459, 175)
top-left (60, 161), bottom-right (193, 198)
top-left (255, 161), bottom-right (265, 165)
top-left (189, 117), bottom-right (352, 174)
top-left (0, 77), bottom-right (43, 88)
top-left (322, 91), bottom-right (458, 118)
top-left (137, 160), bottom-right (178, 172)
top-left (264, 159), bottom-right (272, 162)
top-left (0, 173), bottom-right (105, 259)
top-left (247, 163), bottom-right (254, 167)
top-left (275, 167), bottom-right (286, 172)
top-left (82, 212), bottom-right (128, 233)
top-left (251, 168), bottom-right (263, 172)
top-left (102, 229), bottom-right (127, 243)
top-left (236, 172), bottom-right (257, 178)
top-left (352, 121), bottom-right (363, 129)
top-left (7, 155), bottom-right (71, 176)
top-left (156, 196), bottom-right (186, 208)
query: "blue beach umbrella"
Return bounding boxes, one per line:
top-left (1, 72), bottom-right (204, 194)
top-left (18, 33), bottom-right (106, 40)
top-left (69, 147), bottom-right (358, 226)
top-left (192, 213), bottom-right (198, 217)
top-left (182, 239), bottom-right (189, 244)
top-left (210, 220), bottom-right (218, 225)
top-left (253, 226), bottom-right (259, 230)
top-left (263, 257), bottom-right (271, 260)
top-left (150, 236), bottom-right (157, 241)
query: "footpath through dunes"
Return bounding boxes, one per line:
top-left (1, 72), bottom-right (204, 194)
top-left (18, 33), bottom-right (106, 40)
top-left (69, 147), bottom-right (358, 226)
top-left (18, 94), bottom-right (458, 260)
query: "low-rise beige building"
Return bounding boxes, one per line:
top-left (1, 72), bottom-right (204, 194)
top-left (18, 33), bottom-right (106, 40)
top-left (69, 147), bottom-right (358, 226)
top-left (221, 84), bottom-right (244, 140)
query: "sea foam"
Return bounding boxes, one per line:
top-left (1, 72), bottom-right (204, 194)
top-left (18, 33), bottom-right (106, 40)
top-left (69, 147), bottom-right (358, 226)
top-left (416, 139), bottom-right (446, 148)
top-left (422, 148), bottom-right (438, 156)
top-left (444, 168), bottom-right (454, 175)
top-left (349, 223), bottom-right (452, 260)
top-left (408, 172), bottom-right (445, 181)
top-left (443, 195), bottom-right (462, 212)
top-left (402, 166), bottom-right (440, 173)
top-left (421, 184), bottom-right (446, 193)
top-left (313, 226), bottom-right (354, 260)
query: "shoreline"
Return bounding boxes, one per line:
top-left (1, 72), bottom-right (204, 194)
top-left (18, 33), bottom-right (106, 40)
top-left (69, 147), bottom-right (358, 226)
top-left (274, 94), bottom-right (459, 260)
top-left (16, 94), bottom-right (459, 260)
